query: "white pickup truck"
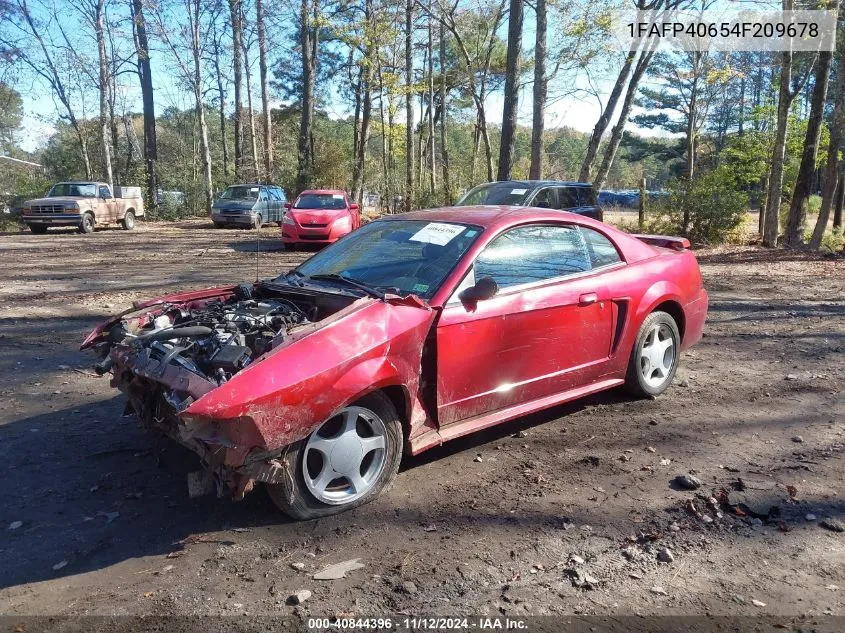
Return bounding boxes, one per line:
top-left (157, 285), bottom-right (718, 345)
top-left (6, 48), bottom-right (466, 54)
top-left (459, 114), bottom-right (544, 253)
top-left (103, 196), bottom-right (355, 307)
top-left (21, 181), bottom-right (145, 234)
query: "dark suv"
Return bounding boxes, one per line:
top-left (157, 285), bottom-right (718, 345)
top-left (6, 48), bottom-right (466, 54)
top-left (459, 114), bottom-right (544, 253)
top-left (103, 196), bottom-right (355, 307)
top-left (454, 180), bottom-right (602, 221)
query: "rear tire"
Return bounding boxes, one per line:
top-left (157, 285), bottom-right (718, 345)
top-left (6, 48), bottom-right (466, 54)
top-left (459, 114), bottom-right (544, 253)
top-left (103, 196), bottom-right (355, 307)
top-left (121, 210), bottom-right (136, 230)
top-left (624, 311), bottom-right (680, 398)
top-left (266, 391), bottom-right (403, 520)
top-left (79, 213), bottom-right (95, 234)
top-left (29, 225), bottom-right (48, 234)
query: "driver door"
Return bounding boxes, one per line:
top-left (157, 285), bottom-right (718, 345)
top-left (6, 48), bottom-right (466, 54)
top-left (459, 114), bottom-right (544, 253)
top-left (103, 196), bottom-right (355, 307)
top-left (435, 224), bottom-right (614, 426)
top-left (98, 185), bottom-right (117, 223)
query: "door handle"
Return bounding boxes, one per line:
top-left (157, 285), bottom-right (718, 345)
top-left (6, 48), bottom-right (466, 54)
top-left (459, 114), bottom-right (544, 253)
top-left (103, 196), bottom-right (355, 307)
top-left (578, 293), bottom-right (598, 306)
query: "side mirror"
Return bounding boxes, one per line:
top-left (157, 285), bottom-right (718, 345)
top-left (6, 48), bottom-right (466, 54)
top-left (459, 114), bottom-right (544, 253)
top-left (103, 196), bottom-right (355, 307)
top-left (458, 276), bottom-right (498, 304)
top-left (284, 202), bottom-right (292, 209)
top-left (349, 203), bottom-right (359, 212)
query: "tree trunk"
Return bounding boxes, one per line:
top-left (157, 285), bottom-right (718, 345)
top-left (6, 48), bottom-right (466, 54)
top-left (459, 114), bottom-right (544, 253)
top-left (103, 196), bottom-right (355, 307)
top-left (405, 0), bottom-right (414, 212)
top-left (763, 48), bottom-right (793, 247)
top-left (352, 1), bottom-right (373, 206)
top-left (296, 0), bottom-right (317, 193)
top-left (256, 0), bottom-right (273, 180)
top-left (427, 0), bottom-right (436, 194)
top-left (528, 0), bottom-right (546, 180)
top-left (228, 0), bottom-right (244, 178)
top-left (242, 35), bottom-right (260, 181)
top-left (131, 0), bottom-right (157, 212)
top-left (211, 23), bottom-right (230, 177)
top-left (810, 13), bottom-right (844, 248)
top-left (578, 43), bottom-right (638, 182)
top-left (787, 45), bottom-right (833, 248)
top-left (190, 0), bottom-right (213, 213)
top-left (94, 0), bottom-right (113, 187)
top-left (593, 45), bottom-right (655, 191)
top-left (833, 171), bottom-right (845, 230)
top-left (497, 0), bottom-right (523, 181)
top-left (439, 21), bottom-right (451, 204)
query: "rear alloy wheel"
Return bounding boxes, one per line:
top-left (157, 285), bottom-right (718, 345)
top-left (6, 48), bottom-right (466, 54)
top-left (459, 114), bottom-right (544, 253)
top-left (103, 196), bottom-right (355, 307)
top-left (29, 225), bottom-right (48, 234)
top-left (267, 391), bottom-right (403, 520)
top-left (79, 212), bottom-right (95, 234)
top-left (625, 311), bottom-right (680, 397)
top-left (121, 210), bottom-right (136, 230)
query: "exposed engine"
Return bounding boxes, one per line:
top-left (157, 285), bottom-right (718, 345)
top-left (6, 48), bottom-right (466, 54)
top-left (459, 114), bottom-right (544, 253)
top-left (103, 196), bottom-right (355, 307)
top-left (102, 284), bottom-right (311, 385)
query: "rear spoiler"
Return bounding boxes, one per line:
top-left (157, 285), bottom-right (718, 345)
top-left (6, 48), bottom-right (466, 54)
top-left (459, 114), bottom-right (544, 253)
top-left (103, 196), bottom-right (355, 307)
top-left (632, 234), bottom-right (690, 251)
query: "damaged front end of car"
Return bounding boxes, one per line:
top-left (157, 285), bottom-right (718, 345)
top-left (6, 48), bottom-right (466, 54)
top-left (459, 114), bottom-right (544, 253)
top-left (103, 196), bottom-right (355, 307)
top-left (81, 280), bottom-right (437, 502)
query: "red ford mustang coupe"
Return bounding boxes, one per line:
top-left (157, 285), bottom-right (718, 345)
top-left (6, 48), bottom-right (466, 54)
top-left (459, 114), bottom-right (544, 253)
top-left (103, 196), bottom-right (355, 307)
top-left (281, 189), bottom-right (361, 247)
top-left (82, 206), bottom-right (708, 519)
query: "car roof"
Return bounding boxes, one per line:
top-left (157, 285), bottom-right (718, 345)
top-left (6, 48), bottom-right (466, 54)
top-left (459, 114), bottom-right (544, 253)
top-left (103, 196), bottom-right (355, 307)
top-left (298, 189), bottom-right (347, 195)
top-left (382, 205), bottom-right (605, 232)
top-left (471, 180), bottom-right (593, 188)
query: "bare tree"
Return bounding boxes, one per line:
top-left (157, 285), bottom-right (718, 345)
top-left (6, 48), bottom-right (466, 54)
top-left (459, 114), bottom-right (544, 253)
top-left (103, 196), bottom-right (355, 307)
top-left (528, 0), bottom-right (545, 179)
top-left (4, 0), bottom-right (93, 177)
top-left (228, 0), bottom-right (244, 178)
top-left (130, 0), bottom-right (157, 210)
top-left (810, 13), bottom-right (845, 248)
top-left (210, 12), bottom-right (230, 177)
top-left (497, 0), bottom-right (523, 181)
top-left (405, 0), bottom-right (414, 211)
top-left (439, 19), bottom-right (451, 202)
top-left (151, 0), bottom-right (214, 213)
top-left (256, 0), bottom-right (272, 179)
top-left (295, 0), bottom-right (318, 192)
top-left (785, 43), bottom-right (834, 248)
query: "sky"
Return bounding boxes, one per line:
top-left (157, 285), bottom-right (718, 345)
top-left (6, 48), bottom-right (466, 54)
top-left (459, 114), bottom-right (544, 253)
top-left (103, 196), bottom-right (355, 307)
top-left (13, 0), bottom-right (785, 154)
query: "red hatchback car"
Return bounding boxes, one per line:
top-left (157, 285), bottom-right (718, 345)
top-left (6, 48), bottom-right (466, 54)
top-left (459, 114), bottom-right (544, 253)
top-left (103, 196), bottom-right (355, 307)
top-left (82, 207), bottom-right (708, 520)
top-left (281, 189), bottom-right (361, 247)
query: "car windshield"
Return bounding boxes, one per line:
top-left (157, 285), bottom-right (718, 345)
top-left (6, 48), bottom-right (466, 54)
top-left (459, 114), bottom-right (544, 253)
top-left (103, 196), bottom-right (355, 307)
top-left (48, 183), bottom-right (97, 197)
top-left (220, 186), bottom-right (260, 200)
top-left (294, 193), bottom-right (347, 210)
top-left (455, 182), bottom-right (532, 206)
top-left (287, 220), bottom-right (481, 300)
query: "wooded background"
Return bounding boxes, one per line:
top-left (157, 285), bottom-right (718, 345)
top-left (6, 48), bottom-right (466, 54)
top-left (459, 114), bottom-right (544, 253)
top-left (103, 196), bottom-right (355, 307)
top-left (1, 0), bottom-right (843, 248)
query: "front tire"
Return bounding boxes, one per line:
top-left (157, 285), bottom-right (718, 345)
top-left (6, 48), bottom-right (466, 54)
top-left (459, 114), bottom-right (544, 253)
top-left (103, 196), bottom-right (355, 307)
top-left (624, 311), bottom-right (680, 398)
top-left (121, 210), bottom-right (136, 230)
top-left (79, 212), bottom-right (95, 234)
top-left (266, 391), bottom-right (403, 520)
top-left (252, 213), bottom-right (263, 229)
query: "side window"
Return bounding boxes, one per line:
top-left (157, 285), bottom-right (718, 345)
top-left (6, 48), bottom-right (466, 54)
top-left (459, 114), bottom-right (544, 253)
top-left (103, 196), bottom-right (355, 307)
top-left (99, 185), bottom-right (112, 199)
top-left (473, 225), bottom-right (591, 290)
top-left (259, 188), bottom-right (269, 201)
top-left (580, 227), bottom-right (622, 268)
top-left (579, 187), bottom-right (597, 206)
top-left (556, 187), bottom-right (579, 209)
top-left (531, 188), bottom-right (556, 209)
top-left (274, 188), bottom-right (285, 202)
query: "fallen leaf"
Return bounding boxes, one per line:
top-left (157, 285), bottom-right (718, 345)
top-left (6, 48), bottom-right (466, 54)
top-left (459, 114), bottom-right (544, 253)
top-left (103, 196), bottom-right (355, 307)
top-left (313, 558), bottom-right (365, 580)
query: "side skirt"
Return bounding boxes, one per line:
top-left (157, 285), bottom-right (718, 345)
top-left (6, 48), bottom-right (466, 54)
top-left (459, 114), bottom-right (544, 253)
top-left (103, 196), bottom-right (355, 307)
top-left (407, 377), bottom-right (625, 456)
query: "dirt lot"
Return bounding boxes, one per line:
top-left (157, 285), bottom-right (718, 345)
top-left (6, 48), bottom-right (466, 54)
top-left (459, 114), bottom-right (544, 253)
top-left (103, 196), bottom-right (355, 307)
top-left (0, 219), bottom-right (843, 621)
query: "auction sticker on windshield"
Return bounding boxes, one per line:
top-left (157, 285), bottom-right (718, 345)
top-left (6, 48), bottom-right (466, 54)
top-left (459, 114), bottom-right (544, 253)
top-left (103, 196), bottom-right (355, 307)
top-left (409, 222), bottom-right (466, 246)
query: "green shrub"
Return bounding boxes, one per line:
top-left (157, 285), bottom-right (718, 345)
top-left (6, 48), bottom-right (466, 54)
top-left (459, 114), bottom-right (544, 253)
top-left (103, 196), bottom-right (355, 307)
top-left (647, 168), bottom-right (749, 245)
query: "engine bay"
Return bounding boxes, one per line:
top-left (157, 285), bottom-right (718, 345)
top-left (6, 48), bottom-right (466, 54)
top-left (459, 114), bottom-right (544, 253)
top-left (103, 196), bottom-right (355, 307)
top-left (101, 283), bottom-right (353, 385)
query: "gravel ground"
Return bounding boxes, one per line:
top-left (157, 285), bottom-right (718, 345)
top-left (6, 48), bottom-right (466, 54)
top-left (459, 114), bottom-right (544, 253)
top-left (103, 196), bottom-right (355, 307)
top-left (0, 219), bottom-right (843, 620)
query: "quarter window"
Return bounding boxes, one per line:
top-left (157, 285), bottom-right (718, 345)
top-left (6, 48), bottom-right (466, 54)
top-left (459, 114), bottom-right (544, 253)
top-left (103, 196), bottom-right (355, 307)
top-left (580, 227), bottom-right (622, 268)
top-left (99, 185), bottom-right (112, 199)
top-left (473, 225), bottom-right (592, 289)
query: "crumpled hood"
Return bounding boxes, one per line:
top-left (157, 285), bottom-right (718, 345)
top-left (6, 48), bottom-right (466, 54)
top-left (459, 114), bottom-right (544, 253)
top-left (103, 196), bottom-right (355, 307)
top-left (181, 293), bottom-right (434, 451)
top-left (288, 208), bottom-right (347, 224)
top-left (213, 199), bottom-right (256, 211)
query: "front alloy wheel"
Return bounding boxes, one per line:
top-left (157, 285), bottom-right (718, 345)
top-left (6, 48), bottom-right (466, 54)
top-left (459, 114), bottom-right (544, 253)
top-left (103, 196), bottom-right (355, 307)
top-left (267, 392), bottom-right (403, 520)
top-left (625, 311), bottom-right (680, 397)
